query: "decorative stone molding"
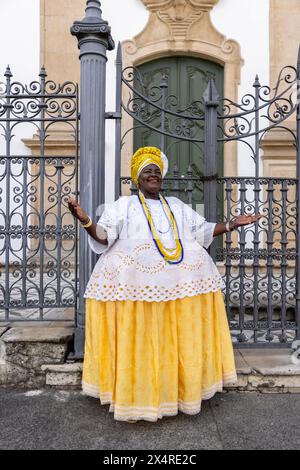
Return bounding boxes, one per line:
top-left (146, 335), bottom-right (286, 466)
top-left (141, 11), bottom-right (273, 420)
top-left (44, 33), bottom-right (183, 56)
top-left (142, 0), bottom-right (219, 14)
top-left (121, 0), bottom-right (243, 179)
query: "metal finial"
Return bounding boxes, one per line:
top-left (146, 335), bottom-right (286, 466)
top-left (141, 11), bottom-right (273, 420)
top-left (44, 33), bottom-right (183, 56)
top-left (203, 80), bottom-right (219, 104)
top-left (253, 74), bottom-right (261, 88)
top-left (116, 42), bottom-right (122, 65)
top-left (4, 65), bottom-right (12, 78)
top-left (39, 65), bottom-right (47, 78)
top-left (160, 74), bottom-right (168, 89)
top-left (85, 0), bottom-right (103, 21)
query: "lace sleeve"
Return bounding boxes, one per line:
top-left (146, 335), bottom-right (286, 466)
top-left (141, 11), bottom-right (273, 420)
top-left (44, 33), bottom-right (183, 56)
top-left (88, 197), bottom-right (127, 254)
top-left (181, 200), bottom-right (216, 249)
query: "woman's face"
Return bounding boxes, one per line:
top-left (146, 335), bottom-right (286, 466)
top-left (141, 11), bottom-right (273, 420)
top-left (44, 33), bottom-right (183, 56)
top-left (138, 164), bottom-right (162, 194)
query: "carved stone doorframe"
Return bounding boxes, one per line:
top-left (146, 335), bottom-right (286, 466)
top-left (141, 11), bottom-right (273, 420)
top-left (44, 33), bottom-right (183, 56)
top-left (121, 0), bottom-right (243, 178)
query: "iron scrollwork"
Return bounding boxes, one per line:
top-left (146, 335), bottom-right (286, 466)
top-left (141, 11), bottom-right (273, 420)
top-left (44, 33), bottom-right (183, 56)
top-left (0, 66), bottom-right (79, 321)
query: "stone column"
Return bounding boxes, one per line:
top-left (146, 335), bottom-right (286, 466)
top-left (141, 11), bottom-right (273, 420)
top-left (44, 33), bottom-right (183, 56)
top-left (71, 0), bottom-right (115, 357)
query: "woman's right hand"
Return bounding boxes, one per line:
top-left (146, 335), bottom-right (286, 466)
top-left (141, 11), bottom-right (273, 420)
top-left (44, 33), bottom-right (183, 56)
top-left (67, 197), bottom-right (89, 224)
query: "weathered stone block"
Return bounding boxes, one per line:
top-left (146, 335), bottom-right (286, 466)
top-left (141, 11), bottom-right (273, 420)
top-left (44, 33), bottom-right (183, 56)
top-left (0, 327), bottom-right (9, 338)
top-left (45, 372), bottom-right (82, 387)
top-left (41, 363), bottom-right (82, 387)
top-left (1, 327), bottom-right (74, 344)
top-left (1, 342), bottom-right (68, 369)
top-left (0, 326), bottom-right (74, 388)
top-left (247, 374), bottom-right (300, 392)
top-left (0, 357), bottom-right (29, 385)
top-left (224, 374), bottom-right (248, 390)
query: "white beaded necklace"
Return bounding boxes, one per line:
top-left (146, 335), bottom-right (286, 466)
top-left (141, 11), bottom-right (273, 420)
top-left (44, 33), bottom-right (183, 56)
top-left (144, 197), bottom-right (172, 235)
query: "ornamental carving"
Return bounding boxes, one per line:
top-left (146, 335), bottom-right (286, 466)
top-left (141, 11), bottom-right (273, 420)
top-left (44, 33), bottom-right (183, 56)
top-left (139, 0), bottom-right (220, 40)
top-left (141, 0), bottom-right (219, 13)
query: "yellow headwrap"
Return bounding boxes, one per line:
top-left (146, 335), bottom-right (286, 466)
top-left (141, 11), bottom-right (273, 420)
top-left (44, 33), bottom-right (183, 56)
top-left (131, 146), bottom-right (167, 186)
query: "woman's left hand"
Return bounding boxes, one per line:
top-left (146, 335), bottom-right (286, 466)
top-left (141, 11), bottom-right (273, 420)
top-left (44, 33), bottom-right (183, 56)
top-left (232, 213), bottom-right (263, 228)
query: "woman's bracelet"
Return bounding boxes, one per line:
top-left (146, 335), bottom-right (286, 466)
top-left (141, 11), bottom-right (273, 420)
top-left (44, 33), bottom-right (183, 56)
top-left (225, 218), bottom-right (238, 232)
top-left (80, 216), bottom-right (93, 228)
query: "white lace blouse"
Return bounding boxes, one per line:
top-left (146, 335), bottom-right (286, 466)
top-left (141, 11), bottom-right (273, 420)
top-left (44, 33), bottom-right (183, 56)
top-left (84, 195), bottom-right (224, 302)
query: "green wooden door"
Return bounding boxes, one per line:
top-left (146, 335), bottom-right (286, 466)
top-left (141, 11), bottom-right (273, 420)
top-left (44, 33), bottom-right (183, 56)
top-left (134, 56), bottom-right (224, 209)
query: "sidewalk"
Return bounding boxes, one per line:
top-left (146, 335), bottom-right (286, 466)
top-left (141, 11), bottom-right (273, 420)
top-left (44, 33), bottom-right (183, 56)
top-left (0, 389), bottom-right (299, 450)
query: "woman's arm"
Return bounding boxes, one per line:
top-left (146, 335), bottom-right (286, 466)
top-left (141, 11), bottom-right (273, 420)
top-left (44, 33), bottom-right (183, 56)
top-left (82, 220), bottom-right (108, 246)
top-left (67, 197), bottom-right (108, 246)
top-left (213, 214), bottom-right (263, 237)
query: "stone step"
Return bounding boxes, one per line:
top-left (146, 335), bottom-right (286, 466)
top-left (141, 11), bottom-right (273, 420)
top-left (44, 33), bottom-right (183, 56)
top-left (41, 351), bottom-right (300, 394)
top-left (0, 326), bottom-right (74, 388)
top-left (1, 325), bottom-right (300, 393)
top-left (41, 363), bottom-right (82, 387)
top-left (226, 349), bottom-right (300, 393)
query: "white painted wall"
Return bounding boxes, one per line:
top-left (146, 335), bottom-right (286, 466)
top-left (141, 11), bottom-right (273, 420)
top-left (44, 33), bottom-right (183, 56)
top-left (0, 0), bottom-right (40, 82)
top-left (0, 0), bottom-right (40, 261)
top-left (0, 0), bottom-right (40, 154)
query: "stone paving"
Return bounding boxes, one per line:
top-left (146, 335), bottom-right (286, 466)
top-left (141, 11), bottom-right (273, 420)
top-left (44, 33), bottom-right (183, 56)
top-left (0, 389), bottom-right (300, 450)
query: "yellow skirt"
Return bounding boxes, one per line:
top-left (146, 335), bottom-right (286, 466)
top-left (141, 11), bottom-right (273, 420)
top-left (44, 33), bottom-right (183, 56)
top-left (82, 290), bottom-right (237, 422)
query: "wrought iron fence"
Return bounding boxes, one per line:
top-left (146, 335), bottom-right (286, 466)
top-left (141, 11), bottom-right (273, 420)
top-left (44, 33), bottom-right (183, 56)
top-left (115, 44), bottom-right (300, 347)
top-left (0, 67), bottom-right (79, 322)
top-left (1, 46), bottom-right (299, 349)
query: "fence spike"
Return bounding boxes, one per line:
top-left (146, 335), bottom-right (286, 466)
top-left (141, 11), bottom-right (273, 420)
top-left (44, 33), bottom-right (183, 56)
top-left (39, 65), bottom-right (47, 77)
top-left (297, 44), bottom-right (300, 78)
top-left (116, 42), bottom-right (122, 65)
top-left (4, 65), bottom-right (12, 78)
top-left (160, 74), bottom-right (168, 89)
top-left (203, 79), bottom-right (219, 103)
top-left (253, 74), bottom-right (261, 87)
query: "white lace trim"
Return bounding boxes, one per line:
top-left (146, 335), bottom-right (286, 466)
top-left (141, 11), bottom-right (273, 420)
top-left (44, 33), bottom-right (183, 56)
top-left (82, 371), bottom-right (238, 422)
top-left (84, 275), bottom-right (225, 302)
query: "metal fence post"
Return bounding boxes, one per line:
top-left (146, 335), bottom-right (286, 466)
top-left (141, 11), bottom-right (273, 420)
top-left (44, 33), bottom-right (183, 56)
top-left (71, 0), bottom-right (115, 357)
top-left (203, 80), bottom-right (220, 261)
top-left (296, 46), bottom-right (300, 341)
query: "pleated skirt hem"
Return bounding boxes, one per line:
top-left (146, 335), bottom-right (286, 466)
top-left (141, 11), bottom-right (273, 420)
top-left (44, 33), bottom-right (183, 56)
top-left (82, 370), bottom-right (237, 423)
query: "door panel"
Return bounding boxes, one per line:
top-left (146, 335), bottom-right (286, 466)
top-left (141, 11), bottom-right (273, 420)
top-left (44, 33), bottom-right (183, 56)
top-left (134, 57), bottom-right (224, 208)
top-left (134, 57), bottom-right (224, 253)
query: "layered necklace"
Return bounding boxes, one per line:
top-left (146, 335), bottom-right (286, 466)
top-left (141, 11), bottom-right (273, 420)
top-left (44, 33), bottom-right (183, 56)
top-left (138, 190), bottom-right (184, 264)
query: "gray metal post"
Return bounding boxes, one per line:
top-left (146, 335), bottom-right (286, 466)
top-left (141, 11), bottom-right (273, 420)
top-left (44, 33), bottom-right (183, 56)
top-left (203, 80), bottom-right (220, 261)
top-left (296, 46), bottom-right (300, 340)
top-left (71, 0), bottom-right (115, 357)
top-left (114, 43), bottom-right (122, 200)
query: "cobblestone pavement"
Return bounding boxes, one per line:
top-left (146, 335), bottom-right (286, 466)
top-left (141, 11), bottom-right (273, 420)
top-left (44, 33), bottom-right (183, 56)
top-left (0, 389), bottom-right (300, 450)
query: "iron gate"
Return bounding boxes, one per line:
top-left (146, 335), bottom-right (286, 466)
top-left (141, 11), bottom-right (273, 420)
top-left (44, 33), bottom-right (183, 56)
top-left (1, 0), bottom-right (299, 353)
top-left (0, 66), bottom-right (79, 322)
top-left (113, 45), bottom-right (300, 348)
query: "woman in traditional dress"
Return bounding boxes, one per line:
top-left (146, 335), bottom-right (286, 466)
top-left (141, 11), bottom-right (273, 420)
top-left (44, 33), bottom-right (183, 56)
top-left (68, 146), bottom-right (261, 423)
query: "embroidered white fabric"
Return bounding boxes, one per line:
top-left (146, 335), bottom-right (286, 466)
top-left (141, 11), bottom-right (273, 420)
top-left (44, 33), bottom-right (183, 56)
top-left (84, 195), bottom-right (225, 302)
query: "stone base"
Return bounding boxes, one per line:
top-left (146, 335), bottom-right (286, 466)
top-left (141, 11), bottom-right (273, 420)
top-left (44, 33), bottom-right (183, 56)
top-left (1, 325), bottom-right (300, 393)
top-left (0, 326), bottom-right (74, 388)
top-left (41, 363), bottom-right (82, 387)
top-left (39, 350), bottom-right (300, 394)
top-left (224, 349), bottom-right (300, 393)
